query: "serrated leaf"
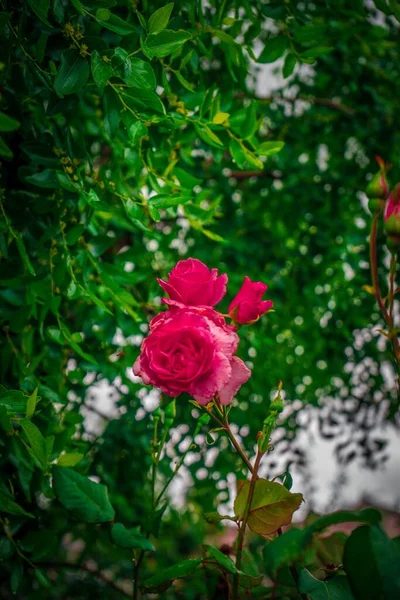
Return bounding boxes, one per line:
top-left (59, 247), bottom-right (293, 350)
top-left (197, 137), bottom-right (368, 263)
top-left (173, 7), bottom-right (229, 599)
top-left (52, 466), bottom-right (115, 522)
top-left (148, 2), bottom-right (174, 35)
top-left (234, 479), bottom-right (303, 537)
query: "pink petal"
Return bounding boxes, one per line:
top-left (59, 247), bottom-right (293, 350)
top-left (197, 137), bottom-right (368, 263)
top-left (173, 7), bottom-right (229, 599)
top-left (218, 357), bottom-right (251, 405)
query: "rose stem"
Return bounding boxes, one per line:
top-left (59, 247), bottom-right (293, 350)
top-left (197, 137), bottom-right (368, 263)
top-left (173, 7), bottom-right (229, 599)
top-left (232, 450), bottom-right (263, 600)
top-left (370, 213), bottom-right (400, 381)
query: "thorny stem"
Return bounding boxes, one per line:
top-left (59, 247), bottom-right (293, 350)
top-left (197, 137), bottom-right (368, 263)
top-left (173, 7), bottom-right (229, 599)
top-left (232, 450), bottom-right (263, 600)
top-left (369, 213), bottom-right (400, 379)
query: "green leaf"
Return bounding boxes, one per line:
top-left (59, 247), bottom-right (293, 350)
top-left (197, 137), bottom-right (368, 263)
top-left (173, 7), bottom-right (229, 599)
top-left (54, 50), bottom-right (90, 96)
top-left (141, 558), bottom-right (201, 592)
top-left (234, 479), bottom-right (303, 537)
top-left (57, 453), bottom-right (84, 466)
top-left (19, 418), bottom-right (47, 470)
top-left (344, 525), bottom-right (400, 600)
top-left (103, 86), bottom-right (121, 136)
top-left (230, 139), bottom-right (263, 170)
top-left (118, 87), bottom-right (165, 115)
top-left (293, 24), bottom-right (327, 43)
top-left (0, 137), bottom-right (13, 158)
top-left (0, 490), bottom-right (33, 518)
top-left (129, 121), bottom-right (148, 145)
top-left (204, 512), bottom-right (236, 524)
top-left (27, 0), bottom-right (50, 26)
top-left (344, 525), bottom-right (381, 600)
top-left (299, 569), bottom-right (355, 600)
top-left (95, 9), bottom-right (137, 35)
top-left (148, 2), bottom-right (174, 34)
top-left (16, 235), bottom-right (36, 276)
top-left (300, 46), bottom-right (333, 60)
top-left (256, 141), bottom-right (285, 156)
top-left (91, 50), bottom-right (113, 87)
top-left (26, 387), bottom-right (38, 418)
top-left (203, 544), bottom-right (237, 574)
top-left (25, 169), bottom-right (60, 189)
top-left (52, 466), bottom-right (115, 522)
top-left (283, 53), bottom-right (297, 78)
top-left (11, 561), bottom-right (24, 594)
top-left (111, 523), bottom-right (155, 551)
top-left (112, 48), bottom-right (156, 89)
top-left (0, 111), bottom-right (20, 132)
top-left (258, 36), bottom-right (289, 63)
top-left (370, 526), bottom-right (400, 598)
top-left (0, 390), bottom-right (28, 414)
top-left (0, 406), bottom-right (12, 433)
top-left (195, 123), bottom-right (223, 148)
top-left (145, 30), bottom-right (191, 58)
top-left (149, 194), bottom-right (191, 208)
top-left (264, 508), bottom-right (382, 576)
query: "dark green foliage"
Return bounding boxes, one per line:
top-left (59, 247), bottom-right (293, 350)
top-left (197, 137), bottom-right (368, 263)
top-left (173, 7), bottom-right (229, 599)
top-left (0, 0), bottom-right (399, 598)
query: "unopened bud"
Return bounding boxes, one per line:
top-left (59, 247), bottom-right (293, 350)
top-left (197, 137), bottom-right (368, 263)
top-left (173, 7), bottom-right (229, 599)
top-left (164, 399), bottom-right (176, 420)
top-left (366, 157), bottom-right (389, 200)
top-left (384, 184), bottom-right (400, 239)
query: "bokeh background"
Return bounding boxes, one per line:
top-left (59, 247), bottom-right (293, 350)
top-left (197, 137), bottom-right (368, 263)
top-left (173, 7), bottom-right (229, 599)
top-left (1, 0), bottom-right (399, 597)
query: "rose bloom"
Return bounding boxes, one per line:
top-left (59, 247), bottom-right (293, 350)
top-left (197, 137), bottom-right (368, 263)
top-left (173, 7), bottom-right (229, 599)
top-left (229, 276), bottom-right (273, 324)
top-left (133, 306), bottom-right (250, 405)
top-left (157, 258), bottom-right (228, 307)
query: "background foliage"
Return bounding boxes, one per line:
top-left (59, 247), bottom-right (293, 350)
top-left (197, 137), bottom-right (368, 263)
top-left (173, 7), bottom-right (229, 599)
top-left (1, 0), bottom-right (399, 598)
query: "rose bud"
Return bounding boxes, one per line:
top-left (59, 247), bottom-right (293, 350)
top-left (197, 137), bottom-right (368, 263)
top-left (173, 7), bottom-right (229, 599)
top-left (366, 156), bottom-right (389, 213)
top-left (157, 258), bottom-right (228, 307)
top-left (384, 184), bottom-right (400, 249)
top-left (228, 276), bottom-right (273, 325)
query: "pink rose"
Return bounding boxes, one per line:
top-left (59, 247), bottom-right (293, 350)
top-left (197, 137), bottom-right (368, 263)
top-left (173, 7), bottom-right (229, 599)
top-left (228, 276), bottom-right (273, 324)
top-left (133, 306), bottom-right (250, 405)
top-left (157, 258), bottom-right (228, 307)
